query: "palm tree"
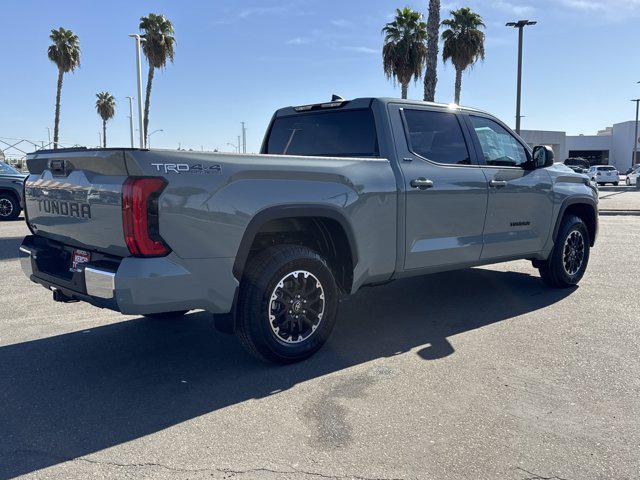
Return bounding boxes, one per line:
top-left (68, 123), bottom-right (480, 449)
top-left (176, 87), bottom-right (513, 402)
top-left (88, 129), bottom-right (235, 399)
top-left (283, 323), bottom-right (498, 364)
top-left (139, 13), bottom-right (175, 144)
top-left (47, 27), bottom-right (81, 149)
top-left (382, 7), bottom-right (428, 99)
top-left (423, 0), bottom-right (440, 102)
top-left (441, 7), bottom-right (485, 105)
top-left (95, 92), bottom-right (115, 148)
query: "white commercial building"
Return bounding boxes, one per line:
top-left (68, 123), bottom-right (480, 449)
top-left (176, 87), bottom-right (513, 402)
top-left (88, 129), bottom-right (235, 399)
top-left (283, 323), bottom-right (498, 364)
top-left (520, 120), bottom-right (640, 173)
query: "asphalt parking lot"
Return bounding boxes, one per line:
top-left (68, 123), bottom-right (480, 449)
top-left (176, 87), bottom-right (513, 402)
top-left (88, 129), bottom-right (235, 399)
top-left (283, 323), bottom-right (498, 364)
top-left (1, 208), bottom-right (639, 479)
top-left (598, 184), bottom-right (640, 214)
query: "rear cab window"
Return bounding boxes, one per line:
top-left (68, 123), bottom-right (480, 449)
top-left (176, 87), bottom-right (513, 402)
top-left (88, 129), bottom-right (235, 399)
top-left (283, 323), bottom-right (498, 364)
top-left (264, 109), bottom-right (378, 157)
top-left (402, 109), bottom-right (471, 165)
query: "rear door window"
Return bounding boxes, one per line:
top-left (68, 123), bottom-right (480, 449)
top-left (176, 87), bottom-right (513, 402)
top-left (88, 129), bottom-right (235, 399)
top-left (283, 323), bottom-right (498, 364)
top-left (265, 109), bottom-right (378, 157)
top-left (403, 109), bottom-right (471, 165)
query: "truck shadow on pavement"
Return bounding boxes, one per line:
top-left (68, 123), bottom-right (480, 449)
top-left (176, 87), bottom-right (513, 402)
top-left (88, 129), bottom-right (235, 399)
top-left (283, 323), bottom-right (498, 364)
top-left (0, 266), bottom-right (573, 479)
top-left (0, 236), bottom-right (24, 261)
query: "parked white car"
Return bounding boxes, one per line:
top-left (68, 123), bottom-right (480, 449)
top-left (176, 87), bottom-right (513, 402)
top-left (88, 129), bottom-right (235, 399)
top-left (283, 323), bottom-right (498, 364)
top-left (587, 165), bottom-right (620, 185)
top-left (625, 165), bottom-right (640, 186)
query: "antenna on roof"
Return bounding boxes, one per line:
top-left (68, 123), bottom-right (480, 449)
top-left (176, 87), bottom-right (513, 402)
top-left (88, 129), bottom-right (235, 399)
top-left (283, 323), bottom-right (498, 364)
top-left (331, 94), bottom-right (345, 102)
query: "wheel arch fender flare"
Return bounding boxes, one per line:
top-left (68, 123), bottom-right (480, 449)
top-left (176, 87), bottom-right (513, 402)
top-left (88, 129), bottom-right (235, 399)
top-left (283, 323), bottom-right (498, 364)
top-left (553, 197), bottom-right (598, 246)
top-left (0, 187), bottom-right (20, 202)
top-left (232, 204), bottom-right (359, 280)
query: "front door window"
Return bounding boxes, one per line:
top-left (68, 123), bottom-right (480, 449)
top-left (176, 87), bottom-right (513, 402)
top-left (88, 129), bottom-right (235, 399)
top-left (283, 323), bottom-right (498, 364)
top-left (469, 116), bottom-right (528, 167)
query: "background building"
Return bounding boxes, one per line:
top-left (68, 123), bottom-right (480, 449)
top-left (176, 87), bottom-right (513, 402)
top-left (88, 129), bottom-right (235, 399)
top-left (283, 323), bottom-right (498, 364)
top-left (521, 120), bottom-right (640, 172)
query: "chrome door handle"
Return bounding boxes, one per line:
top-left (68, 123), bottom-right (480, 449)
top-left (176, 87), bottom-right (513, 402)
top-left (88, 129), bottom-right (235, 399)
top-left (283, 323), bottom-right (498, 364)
top-left (410, 178), bottom-right (434, 190)
top-left (489, 180), bottom-right (507, 188)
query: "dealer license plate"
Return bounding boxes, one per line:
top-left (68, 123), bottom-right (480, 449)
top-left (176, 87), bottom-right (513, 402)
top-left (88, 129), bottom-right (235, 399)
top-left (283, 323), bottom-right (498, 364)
top-left (70, 249), bottom-right (90, 273)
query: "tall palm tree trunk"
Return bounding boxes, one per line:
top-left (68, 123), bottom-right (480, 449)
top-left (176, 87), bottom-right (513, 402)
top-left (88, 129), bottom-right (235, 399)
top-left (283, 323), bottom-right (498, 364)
top-left (143, 66), bottom-right (154, 145)
top-left (401, 83), bottom-right (408, 99)
top-left (53, 69), bottom-right (64, 149)
top-left (423, 0), bottom-right (440, 102)
top-left (454, 68), bottom-right (462, 104)
top-left (103, 120), bottom-right (107, 148)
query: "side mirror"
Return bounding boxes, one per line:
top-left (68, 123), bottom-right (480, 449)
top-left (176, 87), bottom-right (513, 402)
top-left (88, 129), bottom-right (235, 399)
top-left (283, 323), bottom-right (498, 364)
top-left (532, 145), bottom-right (554, 169)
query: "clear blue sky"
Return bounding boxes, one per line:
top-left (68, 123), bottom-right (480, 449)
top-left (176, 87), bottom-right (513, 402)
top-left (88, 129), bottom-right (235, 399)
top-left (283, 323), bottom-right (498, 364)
top-left (2, 0), bottom-right (639, 153)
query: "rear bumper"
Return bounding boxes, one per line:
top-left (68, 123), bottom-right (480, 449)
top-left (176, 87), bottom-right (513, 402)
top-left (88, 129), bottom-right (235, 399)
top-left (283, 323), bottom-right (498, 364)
top-left (20, 236), bottom-right (238, 315)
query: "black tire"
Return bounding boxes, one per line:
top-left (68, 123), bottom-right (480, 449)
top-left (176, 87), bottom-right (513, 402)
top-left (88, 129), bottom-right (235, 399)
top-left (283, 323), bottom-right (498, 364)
top-left (539, 215), bottom-right (590, 288)
top-left (236, 245), bottom-right (339, 364)
top-left (0, 192), bottom-right (20, 221)
top-left (143, 310), bottom-right (189, 320)
top-left (614, 182), bottom-right (619, 186)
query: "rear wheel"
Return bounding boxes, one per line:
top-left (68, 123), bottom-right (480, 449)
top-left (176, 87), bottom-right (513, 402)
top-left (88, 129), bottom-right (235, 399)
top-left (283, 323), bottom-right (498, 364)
top-left (538, 215), bottom-right (590, 288)
top-left (0, 193), bottom-right (20, 221)
top-left (143, 310), bottom-right (189, 320)
top-left (236, 245), bottom-right (339, 364)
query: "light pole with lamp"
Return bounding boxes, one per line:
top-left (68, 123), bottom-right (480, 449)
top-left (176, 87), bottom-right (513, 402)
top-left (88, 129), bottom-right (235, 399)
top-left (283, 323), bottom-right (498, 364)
top-left (128, 34), bottom-right (145, 148)
top-left (631, 97), bottom-right (640, 189)
top-left (125, 96), bottom-right (135, 148)
top-left (506, 20), bottom-right (537, 135)
top-left (147, 129), bottom-right (164, 148)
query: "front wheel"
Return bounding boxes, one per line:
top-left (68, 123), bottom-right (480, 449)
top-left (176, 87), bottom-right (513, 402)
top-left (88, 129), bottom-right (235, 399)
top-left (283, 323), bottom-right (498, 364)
top-left (0, 193), bottom-right (20, 221)
top-left (236, 245), bottom-right (339, 364)
top-left (538, 215), bottom-right (590, 288)
top-left (614, 182), bottom-right (619, 186)
top-left (627, 178), bottom-right (631, 186)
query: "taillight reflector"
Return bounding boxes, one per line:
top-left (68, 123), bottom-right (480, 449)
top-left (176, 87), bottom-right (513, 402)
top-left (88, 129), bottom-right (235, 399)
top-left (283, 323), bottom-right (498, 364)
top-left (122, 177), bottom-right (170, 256)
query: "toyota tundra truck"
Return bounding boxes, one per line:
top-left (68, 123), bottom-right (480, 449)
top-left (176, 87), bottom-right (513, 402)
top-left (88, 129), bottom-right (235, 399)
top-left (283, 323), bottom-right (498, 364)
top-left (19, 97), bottom-right (598, 363)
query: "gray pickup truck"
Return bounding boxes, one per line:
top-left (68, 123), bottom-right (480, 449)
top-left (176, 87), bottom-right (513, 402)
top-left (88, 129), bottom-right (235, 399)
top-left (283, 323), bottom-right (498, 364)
top-left (19, 97), bottom-right (598, 363)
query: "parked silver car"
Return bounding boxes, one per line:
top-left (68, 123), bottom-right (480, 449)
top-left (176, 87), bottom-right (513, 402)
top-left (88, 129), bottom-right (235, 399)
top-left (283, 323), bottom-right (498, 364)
top-left (625, 165), bottom-right (640, 186)
top-left (587, 165), bottom-right (620, 185)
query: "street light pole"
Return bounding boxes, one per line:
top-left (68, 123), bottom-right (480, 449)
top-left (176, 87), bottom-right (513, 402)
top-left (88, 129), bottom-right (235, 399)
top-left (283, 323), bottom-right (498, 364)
top-left (506, 20), bottom-right (537, 135)
top-left (125, 96), bottom-right (135, 148)
top-left (241, 122), bottom-right (247, 153)
top-left (147, 129), bottom-right (164, 149)
top-left (129, 34), bottom-right (145, 149)
top-left (632, 99), bottom-right (640, 175)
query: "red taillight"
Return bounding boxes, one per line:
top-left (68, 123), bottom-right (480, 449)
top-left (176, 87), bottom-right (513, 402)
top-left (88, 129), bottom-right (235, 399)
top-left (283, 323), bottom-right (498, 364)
top-left (122, 177), bottom-right (170, 256)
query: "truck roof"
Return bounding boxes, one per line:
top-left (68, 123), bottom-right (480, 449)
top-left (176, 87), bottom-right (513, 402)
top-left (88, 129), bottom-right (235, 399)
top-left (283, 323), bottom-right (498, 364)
top-left (274, 97), bottom-right (489, 117)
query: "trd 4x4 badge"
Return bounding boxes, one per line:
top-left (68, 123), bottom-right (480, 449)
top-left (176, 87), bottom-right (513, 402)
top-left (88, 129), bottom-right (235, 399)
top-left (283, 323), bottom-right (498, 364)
top-left (150, 163), bottom-right (222, 174)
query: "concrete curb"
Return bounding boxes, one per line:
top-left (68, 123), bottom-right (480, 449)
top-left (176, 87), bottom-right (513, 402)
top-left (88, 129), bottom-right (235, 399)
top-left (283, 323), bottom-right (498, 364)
top-left (599, 210), bottom-right (640, 216)
top-left (598, 186), bottom-right (636, 192)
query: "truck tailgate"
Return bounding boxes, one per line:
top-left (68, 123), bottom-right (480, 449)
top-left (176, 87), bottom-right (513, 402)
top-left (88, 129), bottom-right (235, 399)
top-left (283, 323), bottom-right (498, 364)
top-left (24, 149), bottom-right (130, 257)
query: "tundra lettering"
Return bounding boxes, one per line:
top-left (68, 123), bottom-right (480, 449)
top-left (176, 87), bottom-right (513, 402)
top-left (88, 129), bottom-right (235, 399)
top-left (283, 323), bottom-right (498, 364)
top-left (20, 97), bottom-right (598, 364)
top-left (37, 199), bottom-right (91, 219)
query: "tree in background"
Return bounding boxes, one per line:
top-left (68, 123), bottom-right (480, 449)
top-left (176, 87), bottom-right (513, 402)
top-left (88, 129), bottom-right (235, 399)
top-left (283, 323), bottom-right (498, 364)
top-left (139, 13), bottom-right (175, 144)
top-left (382, 7), bottom-right (428, 99)
top-left (441, 7), bottom-right (485, 104)
top-left (47, 27), bottom-right (81, 149)
top-left (423, 0), bottom-right (440, 102)
top-left (95, 92), bottom-right (115, 147)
